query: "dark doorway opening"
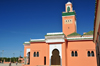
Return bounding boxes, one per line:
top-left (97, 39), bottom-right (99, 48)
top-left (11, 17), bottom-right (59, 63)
top-left (44, 57), bottom-right (46, 65)
top-left (28, 52), bottom-right (30, 64)
top-left (51, 49), bottom-right (61, 65)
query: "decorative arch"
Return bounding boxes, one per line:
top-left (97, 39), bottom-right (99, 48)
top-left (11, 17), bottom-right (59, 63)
top-left (34, 52), bottom-right (36, 57)
top-left (49, 44), bottom-right (62, 66)
top-left (27, 52), bottom-right (30, 64)
top-left (87, 51), bottom-right (90, 57)
top-left (37, 52), bottom-right (39, 57)
top-left (67, 6), bottom-right (70, 12)
top-left (91, 51), bottom-right (94, 56)
top-left (51, 49), bottom-right (61, 65)
top-left (71, 51), bottom-right (74, 56)
top-left (75, 51), bottom-right (78, 56)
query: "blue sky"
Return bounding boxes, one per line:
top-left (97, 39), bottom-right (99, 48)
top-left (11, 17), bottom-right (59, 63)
top-left (0, 0), bottom-right (95, 57)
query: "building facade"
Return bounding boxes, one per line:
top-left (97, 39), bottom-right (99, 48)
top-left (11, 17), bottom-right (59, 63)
top-left (23, 2), bottom-right (97, 66)
top-left (93, 0), bottom-right (100, 66)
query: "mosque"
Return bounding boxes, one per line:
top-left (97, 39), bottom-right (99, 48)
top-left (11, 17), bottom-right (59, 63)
top-left (23, 2), bottom-right (97, 66)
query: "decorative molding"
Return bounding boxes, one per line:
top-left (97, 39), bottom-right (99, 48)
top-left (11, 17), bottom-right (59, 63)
top-left (30, 39), bottom-right (45, 42)
top-left (62, 12), bottom-right (75, 16)
top-left (25, 42), bottom-right (30, 43)
top-left (67, 37), bottom-right (93, 39)
top-left (23, 42), bottom-right (30, 45)
top-left (49, 44), bottom-right (62, 58)
top-left (46, 39), bottom-right (65, 43)
top-left (62, 15), bottom-right (75, 17)
top-left (45, 35), bottom-right (65, 43)
top-left (67, 37), bottom-right (93, 40)
top-left (47, 32), bottom-right (64, 35)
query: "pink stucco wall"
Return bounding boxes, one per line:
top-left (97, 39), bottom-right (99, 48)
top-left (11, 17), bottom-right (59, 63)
top-left (66, 40), bottom-right (97, 66)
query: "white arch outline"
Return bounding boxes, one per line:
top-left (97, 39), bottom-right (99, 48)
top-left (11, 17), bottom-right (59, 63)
top-left (49, 44), bottom-right (62, 66)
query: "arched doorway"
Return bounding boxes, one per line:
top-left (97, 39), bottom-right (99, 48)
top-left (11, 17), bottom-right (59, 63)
top-left (27, 52), bottom-right (30, 64)
top-left (51, 49), bottom-right (61, 65)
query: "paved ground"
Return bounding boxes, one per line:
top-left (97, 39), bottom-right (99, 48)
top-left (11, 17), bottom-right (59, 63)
top-left (0, 63), bottom-right (23, 66)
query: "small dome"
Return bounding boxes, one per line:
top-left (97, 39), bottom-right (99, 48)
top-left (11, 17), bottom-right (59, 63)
top-left (66, 2), bottom-right (72, 4)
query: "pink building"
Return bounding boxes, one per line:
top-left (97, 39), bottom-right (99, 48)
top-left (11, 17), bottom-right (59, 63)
top-left (23, 2), bottom-right (97, 66)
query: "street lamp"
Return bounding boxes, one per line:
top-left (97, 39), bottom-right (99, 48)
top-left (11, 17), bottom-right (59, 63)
top-left (20, 51), bottom-right (22, 57)
top-left (0, 52), bottom-right (2, 57)
top-left (13, 53), bottom-right (15, 58)
top-left (2, 50), bottom-right (4, 58)
top-left (2, 50), bottom-right (4, 63)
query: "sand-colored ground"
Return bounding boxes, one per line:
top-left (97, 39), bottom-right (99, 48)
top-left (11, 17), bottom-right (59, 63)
top-left (0, 63), bottom-right (23, 66)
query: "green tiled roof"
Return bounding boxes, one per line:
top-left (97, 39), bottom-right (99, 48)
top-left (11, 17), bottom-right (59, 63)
top-left (62, 12), bottom-right (75, 16)
top-left (67, 32), bottom-right (81, 36)
top-left (45, 33), bottom-right (65, 36)
top-left (83, 31), bottom-right (93, 35)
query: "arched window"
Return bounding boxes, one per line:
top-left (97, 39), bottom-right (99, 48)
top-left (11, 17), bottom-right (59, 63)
top-left (37, 52), bottom-right (39, 57)
top-left (75, 51), bottom-right (78, 56)
top-left (66, 20), bottom-right (67, 22)
top-left (70, 20), bottom-right (71, 22)
top-left (67, 6), bottom-right (70, 12)
top-left (87, 51), bottom-right (90, 57)
top-left (91, 51), bottom-right (94, 56)
top-left (71, 51), bottom-right (74, 57)
top-left (68, 20), bottom-right (69, 22)
top-left (34, 52), bottom-right (36, 57)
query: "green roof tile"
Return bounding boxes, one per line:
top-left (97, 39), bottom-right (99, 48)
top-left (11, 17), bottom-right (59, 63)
top-left (62, 12), bottom-right (75, 16)
top-left (67, 32), bottom-right (81, 36)
top-left (83, 31), bottom-right (93, 35)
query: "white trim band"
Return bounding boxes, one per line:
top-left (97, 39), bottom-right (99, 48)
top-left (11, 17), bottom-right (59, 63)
top-left (30, 39), bottom-right (45, 41)
top-left (67, 37), bottom-right (93, 39)
top-left (47, 32), bottom-right (63, 35)
top-left (24, 42), bottom-right (30, 43)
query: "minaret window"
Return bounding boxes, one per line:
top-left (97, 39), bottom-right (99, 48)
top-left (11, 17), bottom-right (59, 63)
top-left (87, 51), bottom-right (90, 57)
top-left (65, 19), bottom-right (72, 24)
top-left (67, 6), bottom-right (70, 12)
top-left (66, 20), bottom-right (67, 22)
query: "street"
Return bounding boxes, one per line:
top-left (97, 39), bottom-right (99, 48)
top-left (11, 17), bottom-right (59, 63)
top-left (0, 63), bottom-right (23, 66)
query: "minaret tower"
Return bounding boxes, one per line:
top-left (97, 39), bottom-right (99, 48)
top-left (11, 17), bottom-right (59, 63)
top-left (62, 2), bottom-right (77, 36)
